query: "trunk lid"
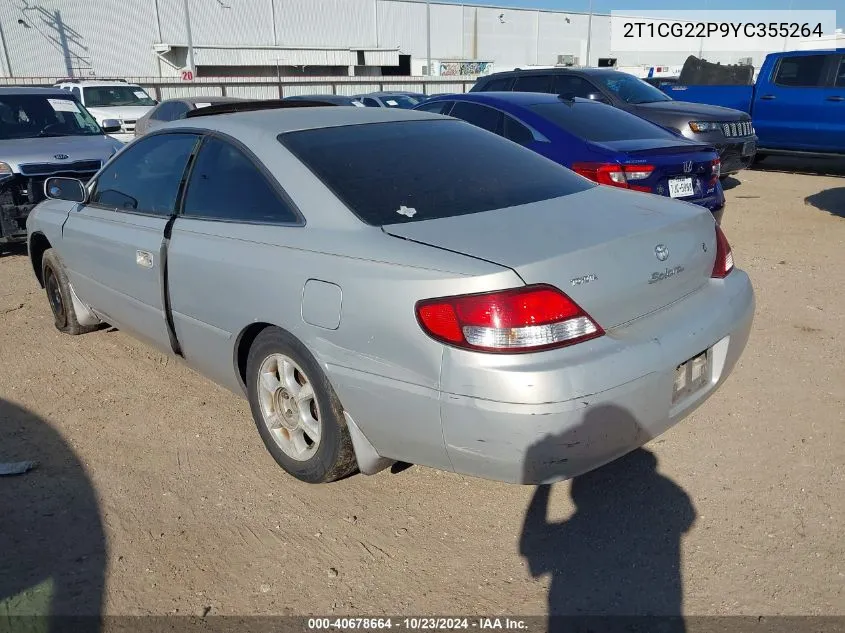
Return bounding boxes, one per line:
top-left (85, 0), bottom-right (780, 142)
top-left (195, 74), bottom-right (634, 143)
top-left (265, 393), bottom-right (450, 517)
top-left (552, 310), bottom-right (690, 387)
top-left (594, 141), bottom-right (719, 202)
top-left (383, 186), bottom-right (717, 329)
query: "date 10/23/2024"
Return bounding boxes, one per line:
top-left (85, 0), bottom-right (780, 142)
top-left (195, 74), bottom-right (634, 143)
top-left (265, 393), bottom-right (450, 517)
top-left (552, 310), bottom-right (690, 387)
top-left (307, 618), bottom-right (529, 631)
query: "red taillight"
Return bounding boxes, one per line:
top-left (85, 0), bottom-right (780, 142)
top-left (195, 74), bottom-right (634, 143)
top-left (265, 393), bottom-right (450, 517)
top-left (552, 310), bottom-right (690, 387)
top-left (571, 162), bottom-right (654, 191)
top-left (711, 225), bottom-right (734, 279)
top-left (709, 158), bottom-right (721, 186)
top-left (415, 285), bottom-right (604, 353)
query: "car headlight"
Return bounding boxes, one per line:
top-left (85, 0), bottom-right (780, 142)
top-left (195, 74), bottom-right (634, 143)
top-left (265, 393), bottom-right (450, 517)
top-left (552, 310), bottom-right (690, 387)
top-left (689, 121), bottom-right (719, 133)
top-left (0, 161), bottom-right (13, 181)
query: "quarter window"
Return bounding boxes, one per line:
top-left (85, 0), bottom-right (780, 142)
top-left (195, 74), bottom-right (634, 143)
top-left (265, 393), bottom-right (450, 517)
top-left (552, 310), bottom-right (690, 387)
top-left (415, 100), bottom-right (454, 115)
top-left (449, 102), bottom-right (503, 134)
top-left (91, 133), bottom-right (198, 215)
top-left (182, 136), bottom-right (297, 224)
top-left (503, 115), bottom-right (534, 145)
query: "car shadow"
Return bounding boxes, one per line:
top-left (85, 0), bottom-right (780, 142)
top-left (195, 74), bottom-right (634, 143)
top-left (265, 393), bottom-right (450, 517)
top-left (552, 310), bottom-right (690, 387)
top-left (804, 188), bottom-right (845, 219)
top-left (0, 399), bottom-right (105, 632)
top-left (720, 176), bottom-right (742, 191)
top-left (752, 155), bottom-right (845, 177)
top-left (0, 242), bottom-right (27, 258)
top-left (519, 404), bottom-right (696, 632)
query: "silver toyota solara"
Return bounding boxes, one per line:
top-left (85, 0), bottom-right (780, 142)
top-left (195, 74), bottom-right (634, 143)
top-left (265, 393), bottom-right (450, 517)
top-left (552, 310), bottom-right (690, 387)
top-left (26, 104), bottom-right (755, 485)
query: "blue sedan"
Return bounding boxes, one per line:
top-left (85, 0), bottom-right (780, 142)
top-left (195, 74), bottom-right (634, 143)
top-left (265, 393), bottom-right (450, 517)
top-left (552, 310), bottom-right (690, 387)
top-left (415, 92), bottom-right (726, 223)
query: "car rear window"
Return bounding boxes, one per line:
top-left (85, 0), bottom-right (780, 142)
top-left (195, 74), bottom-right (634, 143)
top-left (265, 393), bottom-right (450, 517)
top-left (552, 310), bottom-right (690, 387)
top-left (279, 120), bottom-right (592, 226)
top-left (529, 102), bottom-right (676, 142)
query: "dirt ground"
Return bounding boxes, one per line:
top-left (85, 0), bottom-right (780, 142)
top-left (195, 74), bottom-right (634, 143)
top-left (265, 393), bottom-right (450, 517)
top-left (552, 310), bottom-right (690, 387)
top-left (1, 158), bottom-right (843, 619)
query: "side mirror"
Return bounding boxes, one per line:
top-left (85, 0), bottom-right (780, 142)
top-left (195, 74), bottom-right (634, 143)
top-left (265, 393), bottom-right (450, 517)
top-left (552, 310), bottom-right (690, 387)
top-left (586, 92), bottom-right (609, 103)
top-left (44, 177), bottom-right (87, 203)
top-left (101, 119), bottom-right (122, 133)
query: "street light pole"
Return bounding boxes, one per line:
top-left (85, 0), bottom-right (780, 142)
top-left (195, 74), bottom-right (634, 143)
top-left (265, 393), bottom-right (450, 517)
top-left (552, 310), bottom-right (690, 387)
top-left (585, 0), bottom-right (593, 67)
top-left (183, 0), bottom-right (195, 75)
top-left (426, 0), bottom-right (432, 76)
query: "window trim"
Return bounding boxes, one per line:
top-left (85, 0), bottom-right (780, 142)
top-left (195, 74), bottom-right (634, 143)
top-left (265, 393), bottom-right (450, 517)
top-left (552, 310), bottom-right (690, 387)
top-left (86, 131), bottom-right (202, 219)
top-left (177, 130), bottom-right (306, 227)
top-left (772, 53), bottom-right (834, 89)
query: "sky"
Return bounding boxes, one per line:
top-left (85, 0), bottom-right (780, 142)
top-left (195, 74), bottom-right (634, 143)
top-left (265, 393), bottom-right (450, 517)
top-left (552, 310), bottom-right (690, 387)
top-left (433, 0), bottom-right (844, 28)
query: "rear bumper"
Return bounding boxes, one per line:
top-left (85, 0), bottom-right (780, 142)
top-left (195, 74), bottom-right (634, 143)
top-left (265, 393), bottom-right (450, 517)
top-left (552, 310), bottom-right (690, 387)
top-left (439, 270), bottom-right (755, 483)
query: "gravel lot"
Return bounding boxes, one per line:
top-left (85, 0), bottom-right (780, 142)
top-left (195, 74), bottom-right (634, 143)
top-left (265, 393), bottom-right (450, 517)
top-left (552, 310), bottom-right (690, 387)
top-left (1, 159), bottom-right (843, 618)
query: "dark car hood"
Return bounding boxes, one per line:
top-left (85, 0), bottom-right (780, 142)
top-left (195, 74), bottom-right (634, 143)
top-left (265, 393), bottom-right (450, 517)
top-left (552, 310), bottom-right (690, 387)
top-left (628, 100), bottom-right (749, 121)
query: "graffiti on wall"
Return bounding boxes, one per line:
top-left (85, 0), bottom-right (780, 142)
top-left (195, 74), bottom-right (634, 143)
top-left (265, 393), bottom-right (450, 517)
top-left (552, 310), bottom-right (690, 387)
top-left (439, 61), bottom-right (493, 76)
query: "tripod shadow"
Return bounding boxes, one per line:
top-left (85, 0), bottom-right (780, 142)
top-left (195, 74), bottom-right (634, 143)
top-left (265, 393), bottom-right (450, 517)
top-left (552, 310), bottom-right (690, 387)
top-left (0, 399), bottom-right (105, 632)
top-left (519, 404), bottom-right (696, 632)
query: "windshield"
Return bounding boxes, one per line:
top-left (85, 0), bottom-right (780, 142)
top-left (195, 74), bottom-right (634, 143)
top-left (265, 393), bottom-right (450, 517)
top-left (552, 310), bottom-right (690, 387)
top-left (83, 86), bottom-right (155, 107)
top-left (280, 119), bottom-right (591, 226)
top-left (380, 95), bottom-right (422, 109)
top-left (595, 73), bottom-right (673, 104)
top-left (0, 94), bottom-right (102, 139)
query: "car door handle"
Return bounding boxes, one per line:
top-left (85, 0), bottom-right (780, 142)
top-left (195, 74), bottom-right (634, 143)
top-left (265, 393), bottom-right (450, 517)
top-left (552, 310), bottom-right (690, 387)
top-left (826, 96), bottom-right (845, 102)
top-left (136, 250), bottom-right (154, 269)
top-left (759, 95), bottom-right (777, 100)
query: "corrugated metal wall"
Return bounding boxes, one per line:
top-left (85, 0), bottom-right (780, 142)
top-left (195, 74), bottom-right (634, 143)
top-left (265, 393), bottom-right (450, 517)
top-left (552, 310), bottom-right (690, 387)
top-left (0, 0), bottom-right (160, 77)
top-left (377, 0), bottom-right (462, 58)
top-left (158, 0), bottom-right (274, 46)
top-left (274, 0), bottom-right (375, 48)
top-left (0, 0), bottom-right (775, 79)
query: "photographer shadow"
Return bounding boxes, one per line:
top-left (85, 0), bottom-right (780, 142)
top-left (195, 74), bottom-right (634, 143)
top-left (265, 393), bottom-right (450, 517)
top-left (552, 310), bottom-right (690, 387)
top-left (519, 404), bottom-right (696, 632)
top-left (0, 399), bottom-right (105, 632)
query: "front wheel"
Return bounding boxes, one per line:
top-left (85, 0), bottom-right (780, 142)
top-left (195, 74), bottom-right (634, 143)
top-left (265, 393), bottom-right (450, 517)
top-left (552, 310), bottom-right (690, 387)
top-left (246, 327), bottom-right (357, 483)
top-left (41, 248), bottom-right (97, 335)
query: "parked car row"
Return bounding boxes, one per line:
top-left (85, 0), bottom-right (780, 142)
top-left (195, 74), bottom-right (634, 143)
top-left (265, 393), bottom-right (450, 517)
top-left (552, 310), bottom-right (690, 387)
top-left (24, 96), bottom-right (755, 485)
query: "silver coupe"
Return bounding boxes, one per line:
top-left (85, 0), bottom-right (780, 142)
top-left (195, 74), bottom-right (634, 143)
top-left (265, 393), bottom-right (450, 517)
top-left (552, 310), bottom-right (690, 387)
top-left (26, 104), bottom-right (755, 484)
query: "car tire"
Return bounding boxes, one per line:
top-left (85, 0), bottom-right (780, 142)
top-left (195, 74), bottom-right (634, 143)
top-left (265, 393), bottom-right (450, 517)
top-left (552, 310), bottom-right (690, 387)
top-left (246, 327), bottom-right (357, 483)
top-left (41, 248), bottom-right (98, 335)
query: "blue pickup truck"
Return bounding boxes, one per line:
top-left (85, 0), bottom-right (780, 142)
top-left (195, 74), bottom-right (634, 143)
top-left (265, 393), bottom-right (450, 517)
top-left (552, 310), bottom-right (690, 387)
top-left (662, 49), bottom-right (845, 158)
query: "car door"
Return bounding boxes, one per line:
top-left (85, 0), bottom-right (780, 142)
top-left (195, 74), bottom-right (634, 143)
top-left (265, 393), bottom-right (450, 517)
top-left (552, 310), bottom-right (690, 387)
top-left (818, 54), bottom-right (845, 152)
top-left (166, 134), bottom-right (304, 390)
top-left (753, 53), bottom-right (834, 151)
top-left (60, 132), bottom-right (200, 352)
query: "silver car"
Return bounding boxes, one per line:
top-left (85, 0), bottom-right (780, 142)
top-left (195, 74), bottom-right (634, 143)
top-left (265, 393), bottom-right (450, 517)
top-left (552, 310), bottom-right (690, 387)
top-left (26, 105), bottom-right (755, 484)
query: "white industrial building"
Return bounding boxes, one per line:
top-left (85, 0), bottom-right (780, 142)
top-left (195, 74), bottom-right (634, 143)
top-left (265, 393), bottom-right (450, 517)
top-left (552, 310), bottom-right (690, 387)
top-left (0, 0), bottom-right (841, 80)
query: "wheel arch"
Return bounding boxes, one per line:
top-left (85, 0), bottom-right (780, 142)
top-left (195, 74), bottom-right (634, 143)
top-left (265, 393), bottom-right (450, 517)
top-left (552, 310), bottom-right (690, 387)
top-left (29, 232), bottom-right (52, 288)
top-left (233, 322), bottom-right (277, 394)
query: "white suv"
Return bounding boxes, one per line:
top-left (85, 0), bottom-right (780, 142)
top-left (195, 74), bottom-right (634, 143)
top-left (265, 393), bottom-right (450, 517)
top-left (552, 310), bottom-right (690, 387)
top-left (53, 79), bottom-right (157, 143)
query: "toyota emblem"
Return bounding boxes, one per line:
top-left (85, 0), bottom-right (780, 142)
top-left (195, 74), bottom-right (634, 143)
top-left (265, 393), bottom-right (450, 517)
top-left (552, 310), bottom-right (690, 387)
top-left (654, 244), bottom-right (669, 261)
top-left (54, 153), bottom-right (69, 160)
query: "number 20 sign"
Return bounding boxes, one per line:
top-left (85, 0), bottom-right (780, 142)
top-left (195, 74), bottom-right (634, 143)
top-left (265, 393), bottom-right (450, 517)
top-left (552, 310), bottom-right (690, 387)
top-left (181, 70), bottom-right (194, 81)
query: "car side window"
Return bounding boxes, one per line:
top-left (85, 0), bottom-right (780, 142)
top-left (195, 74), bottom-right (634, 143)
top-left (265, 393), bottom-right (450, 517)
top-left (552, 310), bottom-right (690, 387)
top-left (513, 75), bottom-right (552, 93)
top-left (553, 75), bottom-right (597, 99)
top-left (774, 54), bottom-right (828, 87)
top-left (91, 133), bottom-right (198, 215)
top-left (182, 136), bottom-right (298, 224)
top-left (483, 77), bottom-right (514, 91)
top-left (150, 102), bottom-right (173, 121)
top-left (415, 100), bottom-right (454, 115)
top-left (363, 98), bottom-right (380, 107)
top-left (503, 115), bottom-right (533, 145)
top-left (835, 58), bottom-right (845, 87)
top-left (449, 102), bottom-right (504, 135)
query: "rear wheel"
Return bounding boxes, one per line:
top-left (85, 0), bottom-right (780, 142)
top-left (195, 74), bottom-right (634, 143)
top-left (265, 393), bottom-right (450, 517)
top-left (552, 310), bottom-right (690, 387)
top-left (41, 248), bottom-right (97, 335)
top-left (246, 327), bottom-right (357, 483)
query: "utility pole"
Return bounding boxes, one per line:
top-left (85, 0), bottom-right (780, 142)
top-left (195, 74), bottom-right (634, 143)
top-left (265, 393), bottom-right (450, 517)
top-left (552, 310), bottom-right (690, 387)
top-left (585, 0), bottom-right (593, 67)
top-left (426, 0), bottom-right (432, 75)
top-left (183, 0), bottom-right (195, 75)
